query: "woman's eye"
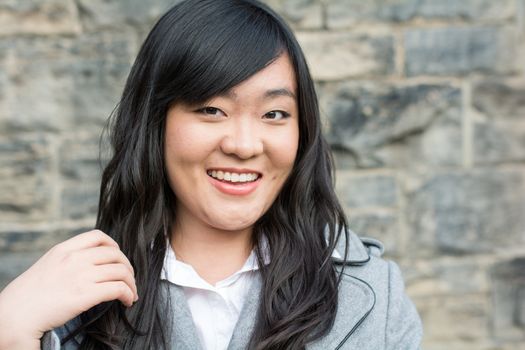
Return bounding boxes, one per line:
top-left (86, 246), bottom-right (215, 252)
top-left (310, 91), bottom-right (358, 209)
top-left (197, 107), bottom-right (225, 117)
top-left (264, 110), bottom-right (290, 120)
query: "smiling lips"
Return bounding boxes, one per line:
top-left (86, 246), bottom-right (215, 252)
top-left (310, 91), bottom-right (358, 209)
top-left (207, 170), bottom-right (260, 182)
top-left (206, 169), bottom-right (262, 195)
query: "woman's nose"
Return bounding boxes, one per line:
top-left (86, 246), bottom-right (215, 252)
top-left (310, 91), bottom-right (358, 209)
top-left (219, 118), bottom-right (263, 159)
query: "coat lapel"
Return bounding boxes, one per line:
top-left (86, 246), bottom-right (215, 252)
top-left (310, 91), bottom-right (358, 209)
top-left (306, 272), bottom-right (376, 349)
top-left (308, 231), bottom-right (376, 349)
top-left (227, 274), bottom-right (263, 349)
top-left (160, 280), bottom-right (204, 350)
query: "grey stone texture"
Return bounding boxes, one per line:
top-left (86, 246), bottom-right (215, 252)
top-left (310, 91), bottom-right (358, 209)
top-left (76, 0), bottom-right (181, 31)
top-left (321, 82), bottom-right (462, 169)
top-left (0, 34), bottom-right (133, 132)
top-left (0, 0), bottom-right (81, 36)
top-left (405, 26), bottom-right (520, 76)
top-left (60, 134), bottom-right (106, 220)
top-left (346, 211), bottom-right (400, 256)
top-left (491, 258), bottom-right (525, 342)
top-left (0, 134), bottom-right (54, 221)
top-left (296, 31), bottom-right (395, 80)
top-left (336, 172), bottom-right (398, 208)
top-left (404, 169), bottom-right (525, 256)
top-left (326, 0), bottom-right (517, 29)
top-left (264, 0), bottom-right (323, 29)
top-left (0, 1), bottom-right (524, 349)
top-left (473, 79), bottom-right (525, 164)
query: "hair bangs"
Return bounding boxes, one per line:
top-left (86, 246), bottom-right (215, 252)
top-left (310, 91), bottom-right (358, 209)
top-left (155, 0), bottom-right (287, 107)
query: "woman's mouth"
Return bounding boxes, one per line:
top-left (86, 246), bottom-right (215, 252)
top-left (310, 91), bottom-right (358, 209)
top-left (206, 169), bottom-right (262, 195)
top-left (206, 170), bottom-right (260, 183)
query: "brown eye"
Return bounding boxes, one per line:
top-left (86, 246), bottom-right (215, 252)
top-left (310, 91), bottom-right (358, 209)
top-left (197, 107), bottom-right (226, 117)
top-left (264, 110), bottom-right (290, 120)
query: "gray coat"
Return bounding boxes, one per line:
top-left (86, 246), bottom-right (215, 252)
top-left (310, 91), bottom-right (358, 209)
top-left (41, 231), bottom-right (422, 349)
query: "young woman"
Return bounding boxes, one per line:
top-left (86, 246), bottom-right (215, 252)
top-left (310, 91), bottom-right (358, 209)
top-left (0, 0), bottom-right (422, 349)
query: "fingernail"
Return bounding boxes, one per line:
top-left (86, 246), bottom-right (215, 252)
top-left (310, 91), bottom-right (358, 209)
top-left (134, 294), bottom-right (139, 302)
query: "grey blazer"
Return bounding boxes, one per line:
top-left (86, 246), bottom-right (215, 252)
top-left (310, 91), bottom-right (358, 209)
top-left (41, 231), bottom-right (423, 349)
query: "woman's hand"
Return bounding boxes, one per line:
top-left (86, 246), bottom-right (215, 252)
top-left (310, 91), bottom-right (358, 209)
top-left (0, 230), bottom-right (138, 350)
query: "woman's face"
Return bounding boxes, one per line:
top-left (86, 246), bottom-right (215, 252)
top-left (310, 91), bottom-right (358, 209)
top-left (164, 54), bottom-right (299, 233)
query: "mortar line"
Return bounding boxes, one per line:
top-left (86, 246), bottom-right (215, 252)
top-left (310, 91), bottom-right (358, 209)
top-left (395, 169), bottom-right (410, 263)
top-left (518, 0), bottom-right (525, 35)
top-left (395, 28), bottom-right (405, 78)
top-left (461, 79), bottom-right (473, 169)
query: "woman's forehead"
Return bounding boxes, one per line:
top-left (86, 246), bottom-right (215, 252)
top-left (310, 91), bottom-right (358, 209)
top-left (215, 54), bottom-right (297, 100)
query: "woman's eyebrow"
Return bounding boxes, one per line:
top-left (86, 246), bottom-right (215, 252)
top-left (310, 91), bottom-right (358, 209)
top-left (219, 88), bottom-right (296, 101)
top-left (264, 88), bottom-right (296, 100)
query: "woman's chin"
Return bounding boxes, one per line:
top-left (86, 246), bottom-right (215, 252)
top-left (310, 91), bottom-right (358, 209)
top-left (205, 213), bottom-right (259, 233)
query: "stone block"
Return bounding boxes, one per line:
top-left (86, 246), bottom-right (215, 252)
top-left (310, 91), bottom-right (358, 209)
top-left (405, 26), bottom-right (519, 76)
top-left (59, 134), bottom-right (105, 220)
top-left (326, 0), bottom-right (516, 29)
top-left (263, 0), bottom-right (323, 29)
top-left (1, 40), bottom-right (75, 131)
top-left (346, 211), bottom-right (400, 256)
top-left (76, 0), bottom-right (181, 31)
top-left (0, 229), bottom-right (70, 252)
top-left (68, 35), bottom-right (133, 127)
top-left (296, 32), bottom-right (395, 80)
top-left (60, 135), bottom-right (106, 182)
top-left (321, 82), bottom-right (462, 169)
top-left (404, 169), bottom-right (525, 256)
top-left (0, 135), bottom-right (54, 221)
top-left (0, 34), bottom-right (132, 132)
top-left (416, 294), bottom-right (491, 346)
top-left (473, 121), bottom-right (525, 165)
top-left (413, 0), bottom-right (516, 21)
top-left (60, 185), bottom-right (100, 220)
top-left (0, 0), bottom-right (80, 36)
top-left (406, 258), bottom-right (490, 298)
top-left (473, 79), bottom-right (525, 120)
top-left (472, 79), bottom-right (525, 165)
top-left (335, 171), bottom-right (398, 208)
top-left (491, 258), bottom-right (525, 342)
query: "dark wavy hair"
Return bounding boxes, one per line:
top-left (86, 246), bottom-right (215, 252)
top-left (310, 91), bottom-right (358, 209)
top-left (69, 0), bottom-right (349, 349)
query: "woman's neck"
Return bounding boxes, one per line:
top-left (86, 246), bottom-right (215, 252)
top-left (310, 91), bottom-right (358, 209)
top-left (170, 217), bottom-right (254, 285)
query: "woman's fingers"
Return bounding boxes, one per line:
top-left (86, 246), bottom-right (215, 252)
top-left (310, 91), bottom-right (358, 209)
top-left (90, 281), bottom-right (137, 308)
top-left (78, 246), bottom-right (135, 275)
top-left (91, 263), bottom-right (138, 302)
top-left (53, 229), bottom-right (119, 253)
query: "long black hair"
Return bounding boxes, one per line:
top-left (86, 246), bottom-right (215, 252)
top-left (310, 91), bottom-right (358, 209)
top-left (72, 0), bottom-right (349, 349)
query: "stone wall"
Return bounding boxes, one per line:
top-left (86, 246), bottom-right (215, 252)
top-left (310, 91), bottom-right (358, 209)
top-left (0, 1), bottom-right (524, 349)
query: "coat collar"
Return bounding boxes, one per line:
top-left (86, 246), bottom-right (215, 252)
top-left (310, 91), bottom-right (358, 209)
top-left (333, 229), bottom-right (372, 265)
top-left (308, 230), bottom-right (376, 349)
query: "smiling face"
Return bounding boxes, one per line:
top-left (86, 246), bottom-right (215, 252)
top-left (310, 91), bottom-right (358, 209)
top-left (164, 54), bottom-right (299, 234)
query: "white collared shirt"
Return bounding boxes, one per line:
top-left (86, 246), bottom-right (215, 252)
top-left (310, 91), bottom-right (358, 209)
top-left (160, 245), bottom-right (268, 350)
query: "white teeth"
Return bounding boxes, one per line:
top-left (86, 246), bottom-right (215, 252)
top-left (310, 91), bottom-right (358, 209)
top-left (207, 170), bottom-right (259, 183)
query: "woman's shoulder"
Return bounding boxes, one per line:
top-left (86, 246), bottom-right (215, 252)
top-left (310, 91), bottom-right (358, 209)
top-left (312, 230), bottom-right (423, 349)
